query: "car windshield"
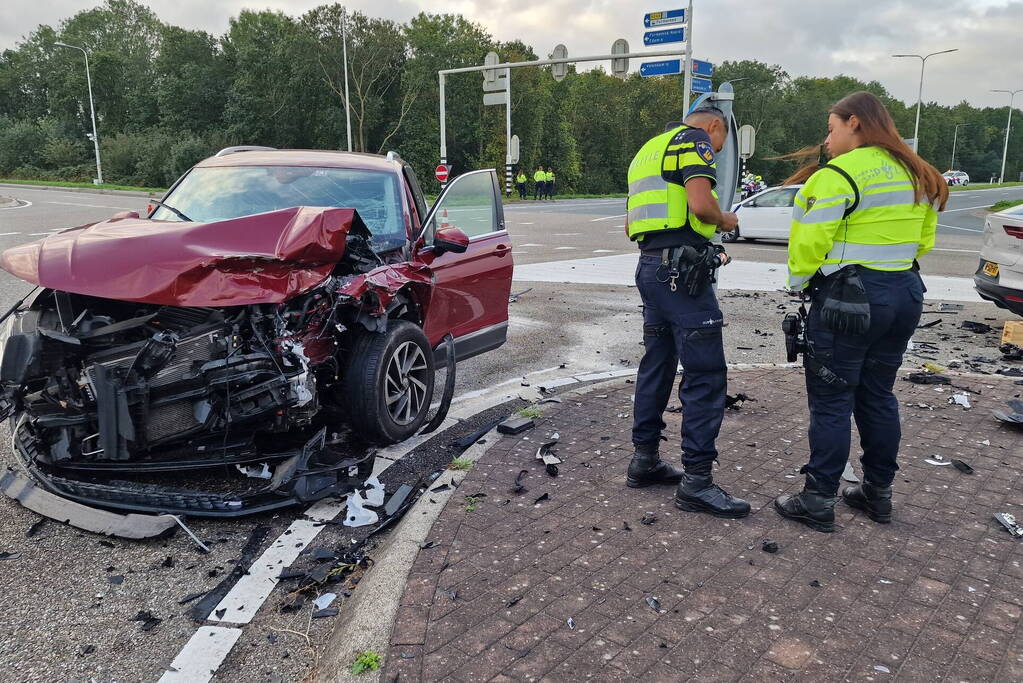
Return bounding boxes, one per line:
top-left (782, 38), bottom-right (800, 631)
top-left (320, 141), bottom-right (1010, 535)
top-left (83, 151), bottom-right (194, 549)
top-left (151, 165), bottom-right (407, 252)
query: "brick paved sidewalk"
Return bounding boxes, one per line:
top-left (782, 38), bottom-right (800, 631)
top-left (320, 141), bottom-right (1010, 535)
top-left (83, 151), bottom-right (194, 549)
top-left (384, 368), bottom-right (1023, 682)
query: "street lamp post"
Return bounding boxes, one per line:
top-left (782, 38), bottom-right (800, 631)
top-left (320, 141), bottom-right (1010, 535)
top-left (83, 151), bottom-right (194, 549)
top-left (892, 49), bottom-right (957, 153)
top-left (54, 41), bottom-right (103, 184)
top-left (950, 122), bottom-right (971, 171)
top-left (341, 14), bottom-right (353, 152)
top-left (992, 88), bottom-right (1022, 184)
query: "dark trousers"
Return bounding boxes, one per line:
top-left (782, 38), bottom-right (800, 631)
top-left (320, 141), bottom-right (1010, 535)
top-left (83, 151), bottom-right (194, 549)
top-left (534, 182), bottom-right (544, 199)
top-left (631, 254), bottom-right (728, 465)
top-left (517, 182), bottom-right (526, 199)
top-left (803, 268), bottom-right (924, 494)
top-left (547, 182), bottom-right (555, 199)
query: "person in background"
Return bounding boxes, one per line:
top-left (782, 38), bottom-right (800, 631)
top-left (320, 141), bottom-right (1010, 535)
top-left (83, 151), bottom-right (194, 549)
top-left (545, 167), bottom-right (556, 199)
top-left (533, 165), bottom-right (546, 200)
top-left (515, 169), bottom-right (527, 199)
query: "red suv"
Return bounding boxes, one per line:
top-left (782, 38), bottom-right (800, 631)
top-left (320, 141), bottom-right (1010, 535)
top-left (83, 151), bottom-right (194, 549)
top-left (0, 148), bottom-right (512, 520)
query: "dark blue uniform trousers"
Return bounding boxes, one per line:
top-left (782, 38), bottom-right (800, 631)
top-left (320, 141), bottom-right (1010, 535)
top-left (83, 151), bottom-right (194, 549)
top-left (803, 268), bottom-right (924, 494)
top-left (631, 254), bottom-right (727, 466)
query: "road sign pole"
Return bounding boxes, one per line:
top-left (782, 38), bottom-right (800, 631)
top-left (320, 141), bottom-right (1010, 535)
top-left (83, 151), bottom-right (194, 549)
top-left (683, 0), bottom-right (693, 114)
top-left (439, 72), bottom-right (447, 188)
top-left (506, 78), bottom-right (513, 197)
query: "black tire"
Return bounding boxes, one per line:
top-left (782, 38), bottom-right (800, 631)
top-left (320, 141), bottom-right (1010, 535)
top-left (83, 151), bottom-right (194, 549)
top-left (343, 320), bottom-right (435, 445)
top-left (721, 228), bottom-right (739, 243)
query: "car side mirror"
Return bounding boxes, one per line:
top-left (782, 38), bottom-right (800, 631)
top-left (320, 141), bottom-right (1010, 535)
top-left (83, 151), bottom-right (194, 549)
top-left (110, 210), bottom-right (140, 221)
top-left (433, 227), bottom-right (469, 254)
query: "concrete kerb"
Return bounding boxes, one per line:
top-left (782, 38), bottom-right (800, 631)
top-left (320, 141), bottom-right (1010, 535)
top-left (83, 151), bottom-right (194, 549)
top-left (312, 361), bottom-right (1021, 680)
top-left (0, 182), bottom-right (161, 198)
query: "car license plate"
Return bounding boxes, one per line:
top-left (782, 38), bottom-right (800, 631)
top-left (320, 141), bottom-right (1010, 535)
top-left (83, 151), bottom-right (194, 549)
top-left (983, 261), bottom-right (1000, 277)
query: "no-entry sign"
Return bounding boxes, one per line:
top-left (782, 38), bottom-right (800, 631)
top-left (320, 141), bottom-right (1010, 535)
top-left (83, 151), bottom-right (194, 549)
top-left (435, 164), bottom-right (450, 183)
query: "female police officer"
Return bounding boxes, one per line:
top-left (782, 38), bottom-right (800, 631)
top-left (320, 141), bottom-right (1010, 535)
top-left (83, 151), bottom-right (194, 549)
top-left (774, 91), bottom-right (948, 532)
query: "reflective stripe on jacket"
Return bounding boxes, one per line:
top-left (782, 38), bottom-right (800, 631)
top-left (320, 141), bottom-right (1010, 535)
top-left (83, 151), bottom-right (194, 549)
top-left (786, 146), bottom-right (938, 290)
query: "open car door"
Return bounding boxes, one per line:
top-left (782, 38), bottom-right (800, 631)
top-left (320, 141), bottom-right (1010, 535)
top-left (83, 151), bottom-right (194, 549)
top-left (413, 169), bottom-right (513, 360)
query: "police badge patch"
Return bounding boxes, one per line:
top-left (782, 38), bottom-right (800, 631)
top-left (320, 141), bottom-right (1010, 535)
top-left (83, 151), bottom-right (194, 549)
top-left (805, 196), bottom-right (817, 210)
top-left (696, 141), bottom-right (715, 163)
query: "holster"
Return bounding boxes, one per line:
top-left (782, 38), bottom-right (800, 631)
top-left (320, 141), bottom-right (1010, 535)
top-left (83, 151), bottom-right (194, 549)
top-left (662, 243), bottom-right (722, 296)
top-left (814, 266), bottom-right (871, 336)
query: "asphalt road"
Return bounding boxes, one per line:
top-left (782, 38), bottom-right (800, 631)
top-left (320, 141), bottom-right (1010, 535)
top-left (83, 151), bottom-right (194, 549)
top-left (0, 183), bottom-right (1020, 681)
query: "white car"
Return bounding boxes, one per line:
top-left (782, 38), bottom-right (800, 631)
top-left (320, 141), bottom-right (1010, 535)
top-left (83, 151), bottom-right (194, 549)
top-left (975, 202), bottom-right (1023, 317)
top-left (943, 170), bottom-right (970, 186)
top-left (722, 185), bottom-right (802, 243)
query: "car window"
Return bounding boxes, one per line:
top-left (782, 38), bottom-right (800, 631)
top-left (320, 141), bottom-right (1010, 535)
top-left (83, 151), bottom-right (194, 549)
top-left (1003, 203), bottom-right (1023, 216)
top-left (753, 188), bottom-right (797, 208)
top-left (427, 171), bottom-right (498, 241)
top-left (151, 166), bottom-right (407, 252)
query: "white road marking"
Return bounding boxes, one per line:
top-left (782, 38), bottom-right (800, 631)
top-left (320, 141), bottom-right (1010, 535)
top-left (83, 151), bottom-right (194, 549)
top-left (0, 232), bottom-right (21, 235)
top-left (590, 213), bottom-right (627, 222)
top-left (553, 232), bottom-right (582, 236)
top-left (519, 243), bottom-right (545, 247)
top-left (943, 203), bottom-right (997, 213)
top-left (593, 249), bottom-right (616, 253)
top-left (748, 247), bottom-right (786, 252)
top-left (41, 200), bottom-right (136, 210)
top-left (930, 247), bottom-right (978, 253)
top-left (513, 253), bottom-right (982, 302)
top-left (28, 232), bottom-right (50, 236)
top-left (158, 626), bottom-right (242, 683)
top-left (937, 223), bottom-right (982, 233)
top-left (554, 246), bottom-right (577, 250)
top-left (0, 200), bottom-right (32, 210)
top-left (518, 222), bottom-right (534, 225)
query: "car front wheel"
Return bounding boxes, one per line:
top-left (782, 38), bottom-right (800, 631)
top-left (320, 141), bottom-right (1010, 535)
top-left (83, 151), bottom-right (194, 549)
top-left (344, 320), bottom-right (436, 445)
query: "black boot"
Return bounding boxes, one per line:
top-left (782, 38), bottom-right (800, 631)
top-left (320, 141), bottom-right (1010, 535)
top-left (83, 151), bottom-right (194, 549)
top-left (774, 470), bottom-right (838, 533)
top-left (673, 465), bottom-right (751, 518)
top-left (627, 445), bottom-right (684, 488)
top-left (841, 480), bottom-right (892, 523)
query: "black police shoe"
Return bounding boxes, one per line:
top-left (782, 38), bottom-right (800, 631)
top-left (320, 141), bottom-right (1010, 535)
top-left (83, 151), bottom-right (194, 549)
top-left (674, 472), bottom-right (751, 518)
top-left (774, 469), bottom-right (839, 532)
top-left (841, 481), bottom-right (892, 524)
top-left (626, 447), bottom-right (684, 488)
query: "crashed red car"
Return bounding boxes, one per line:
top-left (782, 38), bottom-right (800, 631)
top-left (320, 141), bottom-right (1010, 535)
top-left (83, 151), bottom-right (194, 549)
top-left (0, 147), bottom-right (512, 524)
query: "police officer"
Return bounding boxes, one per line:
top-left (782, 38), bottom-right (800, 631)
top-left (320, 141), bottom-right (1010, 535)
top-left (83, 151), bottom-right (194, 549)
top-left (626, 108), bottom-right (750, 519)
top-left (516, 169), bottom-right (527, 199)
top-left (533, 166), bottom-right (546, 200)
top-left (545, 167), bottom-right (556, 199)
top-left (774, 91), bottom-right (947, 532)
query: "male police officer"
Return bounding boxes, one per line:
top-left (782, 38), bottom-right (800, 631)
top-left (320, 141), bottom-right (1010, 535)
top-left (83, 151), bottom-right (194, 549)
top-left (625, 108), bottom-right (750, 519)
top-left (516, 169), bottom-right (528, 199)
top-left (533, 166), bottom-right (546, 200)
top-left (545, 167), bottom-right (556, 199)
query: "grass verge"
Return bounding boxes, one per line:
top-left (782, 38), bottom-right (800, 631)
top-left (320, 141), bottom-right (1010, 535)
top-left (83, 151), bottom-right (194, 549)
top-left (991, 199), bottom-right (1023, 212)
top-left (950, 181), bottom-right (1023, 192)
top-left (0, 178), bottom-right (166, 193)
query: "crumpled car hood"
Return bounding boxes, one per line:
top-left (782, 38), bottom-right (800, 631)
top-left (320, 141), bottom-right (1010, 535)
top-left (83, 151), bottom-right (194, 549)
top-left (0, 206), bottom-right (370, 306)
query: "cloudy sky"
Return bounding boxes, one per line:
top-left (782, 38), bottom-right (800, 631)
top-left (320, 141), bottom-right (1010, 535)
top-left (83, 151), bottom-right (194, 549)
top-left (2, 0), bottom-right (1021, 109)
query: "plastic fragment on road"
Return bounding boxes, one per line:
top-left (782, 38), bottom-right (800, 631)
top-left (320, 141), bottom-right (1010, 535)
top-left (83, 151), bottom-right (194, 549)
top-left (904, 371), bottom-right (951, 385)
top-left (994, 513), bottom-right (1023, 538)
top-left (874, 665), bottom-right (891, 673)
top-left (344, 492), bottom-right (379, 528)
top-left (497, 417), bottom-right (535, 435)
top-left (645, 596), bottom-right (662, 613)
top-left (841, 462), bottom-right (859, 483)
top-left (992, 398), bottom-right (1023, 425)
top-left (362, 477), bottom-right (385, 508)
top-left (961, 321), bottom-right (993, 334)
top-left (948, 393), bottom-right (972, 409)
top-left (567, 617), bottom-right (576, 630)
top-left (951, 459), bottom-right (975, 474)
top-left (725, 393), bottom-right (755, 410)
top-left (534, 493), bottom-right (549, 504)
top-left (0, 551), bottom-right (20, 560)
top-left (545, 463), bottom-right (559, 477)
top-left (921, 361), bottom-right (946, 373)
top-left (312, 608), bottom-right (339, 618)
top-left (924, 456), bottom-right (952, 466)
top-left (131, 610), bottom-right (162, 632)
top-left (761, 540), bottom-right (779, 554)
top-left (383, 484), bottom-right (414, 517)
top-left (312, 593), bottom-right (337, 611)
top-left (511, 470), bottom-right (529, 494)
top-left (640, 512), bottom-right (657, 525)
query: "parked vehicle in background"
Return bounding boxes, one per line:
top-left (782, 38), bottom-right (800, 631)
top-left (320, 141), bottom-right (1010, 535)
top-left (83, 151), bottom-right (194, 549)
top-left (943, 170), bottom-right (970, 186)
top-left (722, 185), bottom-right (802, 243)
top-left (0, 147), bottom-right (514, 522)
top-left (975, 202), bottom-right (1023, 317)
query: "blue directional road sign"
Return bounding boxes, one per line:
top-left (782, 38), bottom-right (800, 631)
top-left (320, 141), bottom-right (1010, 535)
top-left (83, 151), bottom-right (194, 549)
top-left (643, 27), bottom-right (684, 46)
top-left (692, 60), bottom-right (714, 77)
top-left (640, 59), bottom-right (682, 77)
top-left (691, 77), bottom-right (713, 93)
top-left (644, 9), bottom-right (685, 28)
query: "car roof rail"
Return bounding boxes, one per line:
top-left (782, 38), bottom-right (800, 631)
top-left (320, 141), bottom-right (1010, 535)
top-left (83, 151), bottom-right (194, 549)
top-left (214, 145), bottom-right (277, 157)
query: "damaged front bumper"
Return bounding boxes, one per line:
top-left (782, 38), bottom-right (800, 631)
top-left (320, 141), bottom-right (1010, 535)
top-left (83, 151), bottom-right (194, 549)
top-left (7, 425), bottom-right (375, 519)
